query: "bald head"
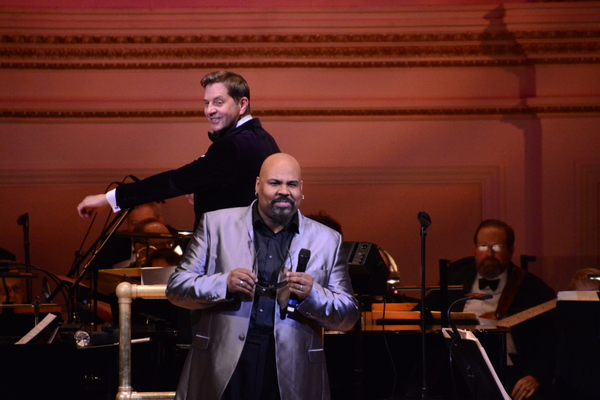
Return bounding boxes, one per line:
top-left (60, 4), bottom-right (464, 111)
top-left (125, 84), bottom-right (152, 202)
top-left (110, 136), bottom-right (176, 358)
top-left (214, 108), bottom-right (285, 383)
top-left (258, 153), bottom-right (301, 180)
top-left (255, 153), bottom-right (303, 233)
top-left (133, 218), bottom-right (173, 250)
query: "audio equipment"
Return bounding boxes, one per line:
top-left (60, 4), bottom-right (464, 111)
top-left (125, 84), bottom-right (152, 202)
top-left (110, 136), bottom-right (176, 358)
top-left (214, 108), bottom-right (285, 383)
top-left (343, 241), bottom-right (390, 296)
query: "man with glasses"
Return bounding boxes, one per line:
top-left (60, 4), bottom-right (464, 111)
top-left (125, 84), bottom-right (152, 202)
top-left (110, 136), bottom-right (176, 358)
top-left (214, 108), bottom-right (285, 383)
top-left (433, 219), bottom-right (557, 400)
top-left (166, 153), bottom-right (358, 400)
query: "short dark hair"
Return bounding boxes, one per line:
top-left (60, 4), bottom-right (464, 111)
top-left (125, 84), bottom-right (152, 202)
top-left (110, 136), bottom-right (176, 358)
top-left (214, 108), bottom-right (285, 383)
top-left (200, 71), bottom-right (251, 114)
top-left (473, 219), bottom-right (515, 248)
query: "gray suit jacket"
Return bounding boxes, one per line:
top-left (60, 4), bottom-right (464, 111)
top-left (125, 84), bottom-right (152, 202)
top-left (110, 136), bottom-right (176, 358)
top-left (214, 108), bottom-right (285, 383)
top-left (166, 203), bottom-right (359, 400)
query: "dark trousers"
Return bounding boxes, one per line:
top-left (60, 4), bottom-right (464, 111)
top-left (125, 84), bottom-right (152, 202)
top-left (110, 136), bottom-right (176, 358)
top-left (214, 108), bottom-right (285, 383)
top-left (221, 332), bottom-right (281, 400)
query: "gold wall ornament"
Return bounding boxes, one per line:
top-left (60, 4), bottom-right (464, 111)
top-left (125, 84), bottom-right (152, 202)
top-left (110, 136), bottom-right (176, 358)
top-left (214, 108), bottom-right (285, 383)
top-left (1, 105), bottom-right (599, 119)
top-left (1, 31), bottom-right (599, 45)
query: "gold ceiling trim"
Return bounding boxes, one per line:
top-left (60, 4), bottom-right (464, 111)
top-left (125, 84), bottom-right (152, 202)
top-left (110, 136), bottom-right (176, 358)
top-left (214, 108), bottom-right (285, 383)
top-left (1, 57), bottom-right (599, 70)
top-left (1, 31), bottom-right (599, 45)
top-left (1, 105), bottom-right (599, 119)
top-left (1, 42), bottom-right (599, 59)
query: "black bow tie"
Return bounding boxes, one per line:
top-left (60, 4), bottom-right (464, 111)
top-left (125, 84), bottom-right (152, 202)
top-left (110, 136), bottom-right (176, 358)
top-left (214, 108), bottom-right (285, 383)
top-left (479, 278), bottom-right (500, 291)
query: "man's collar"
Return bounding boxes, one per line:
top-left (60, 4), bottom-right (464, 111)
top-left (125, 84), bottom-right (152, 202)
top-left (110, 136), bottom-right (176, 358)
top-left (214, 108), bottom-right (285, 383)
top-left (236, 114), bottom-right (252, 127)
top-left (251, 202), bottom-right (299, 234)
top-left (208, 114), bottom-right (253, 142)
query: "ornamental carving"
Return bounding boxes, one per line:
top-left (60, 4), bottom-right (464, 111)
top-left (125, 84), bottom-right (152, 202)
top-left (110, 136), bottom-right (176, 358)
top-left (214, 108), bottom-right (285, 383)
top-left (1, 31), bottom-right (599, 45)
top-left (0, 31), bottom-right (599, 67)
top-left (1, 105), bottom-right (599, 119)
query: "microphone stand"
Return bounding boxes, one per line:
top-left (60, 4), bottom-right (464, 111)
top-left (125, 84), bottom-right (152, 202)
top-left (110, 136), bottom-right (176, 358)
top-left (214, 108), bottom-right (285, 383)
top-left (446, 294), bottom-right (492, 341)
top-left (17, 213), bottom-right (31, 303)
top-left (417, 211), bottom-right (432, 400)
top-left (445, 293), bottom-right (493, 397)
top-left (71, 209), bottom-right (132, 327)
top-left (47, 209), bottom-right (131, 326)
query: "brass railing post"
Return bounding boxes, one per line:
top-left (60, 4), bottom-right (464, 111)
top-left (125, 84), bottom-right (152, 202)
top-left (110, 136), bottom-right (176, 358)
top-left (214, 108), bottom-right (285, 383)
top-left (115, 282), bottom-right (176, 400)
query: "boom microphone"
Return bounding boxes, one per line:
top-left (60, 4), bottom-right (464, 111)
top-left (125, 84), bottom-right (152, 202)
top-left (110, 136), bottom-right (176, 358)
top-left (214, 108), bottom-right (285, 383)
top-left (285, 248), bottom-right (311, 316)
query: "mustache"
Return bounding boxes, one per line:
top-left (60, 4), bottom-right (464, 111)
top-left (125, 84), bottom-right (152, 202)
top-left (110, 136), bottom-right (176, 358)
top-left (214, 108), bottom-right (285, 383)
top-left (477, 256), bottom-right (506, 278)
top-left (478, 256), bottom-right (502, 267)
top-left (270, 196), bottom-right (295, 207)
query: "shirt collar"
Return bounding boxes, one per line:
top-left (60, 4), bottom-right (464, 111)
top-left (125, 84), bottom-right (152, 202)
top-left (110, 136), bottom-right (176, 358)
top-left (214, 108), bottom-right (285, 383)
top-left (236, 114), bottom-right (252, 127)
top-left (208, 114), bottom-right (253, 142)
top-left (252, 202), bottom-right (299, 234)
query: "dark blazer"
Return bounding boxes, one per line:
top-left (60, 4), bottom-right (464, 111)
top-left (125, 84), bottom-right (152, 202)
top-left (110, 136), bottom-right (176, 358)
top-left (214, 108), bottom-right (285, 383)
top-left (115, 118), bottom-right (280, 228)
top-left (428, 257), bottom-right (558, 388)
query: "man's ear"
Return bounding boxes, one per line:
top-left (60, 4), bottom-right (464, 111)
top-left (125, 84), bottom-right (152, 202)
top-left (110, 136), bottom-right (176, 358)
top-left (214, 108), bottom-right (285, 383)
top-left (255, 176), bottom-right (260, 194)
top-left (238, 97), bottom-right (249, 116)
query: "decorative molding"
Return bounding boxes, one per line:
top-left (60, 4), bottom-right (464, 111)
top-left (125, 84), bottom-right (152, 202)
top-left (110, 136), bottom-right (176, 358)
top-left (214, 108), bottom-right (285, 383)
top-left (2, 57), bottom-right (600, 70)
top-left (2, 31), bottom-right (599, 45)
top-left (0, 60), bottom-right (536, 70)
top-left (0, 166), bottom-right (504, 218)
top-left (303, 166), bottom-right (503, 220)
top-left (1, 31), bottom-right (599, 68)
top-left (0, 168), bottom-right (164, 186)
top-left (4, 45), bottom-right (540, 58)
top-left (0, 44), bottom-right (598, 61)
top-left (1, 105), bottom-right (599, 119)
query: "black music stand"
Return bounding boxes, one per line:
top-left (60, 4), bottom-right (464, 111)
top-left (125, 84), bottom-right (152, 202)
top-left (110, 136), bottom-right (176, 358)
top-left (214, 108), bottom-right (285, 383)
top-left (343, 241), bottom-right (390, 400)
top-left (443, 328), bottom-right (510, 400)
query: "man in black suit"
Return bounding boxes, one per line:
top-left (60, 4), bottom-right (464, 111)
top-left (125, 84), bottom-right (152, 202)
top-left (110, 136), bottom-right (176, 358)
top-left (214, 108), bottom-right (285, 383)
top-left (77, 71), bottom-right (280, 229)
top-left (429, 219), bottom-right (557, 400)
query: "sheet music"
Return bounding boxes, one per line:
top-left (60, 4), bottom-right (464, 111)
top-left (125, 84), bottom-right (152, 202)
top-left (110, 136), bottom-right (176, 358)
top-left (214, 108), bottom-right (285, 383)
top-left (15, 313), bottom-right (57, 345)
top-left (557, 290), bottom-right (600, 301)
top-left (442, 328), bottom-right (511, 400)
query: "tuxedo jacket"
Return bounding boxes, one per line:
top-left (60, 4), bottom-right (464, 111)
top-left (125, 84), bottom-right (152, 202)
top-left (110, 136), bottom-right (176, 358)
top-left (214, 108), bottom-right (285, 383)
top-left (428, 257), bottom-right (557, 387)
top-left (166, 204), bottom-right (359, 400)
top-left (115, 118), bottom-right (280, 228)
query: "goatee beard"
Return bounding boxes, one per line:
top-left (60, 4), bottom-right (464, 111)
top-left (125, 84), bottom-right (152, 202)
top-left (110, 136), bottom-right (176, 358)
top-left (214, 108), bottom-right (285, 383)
top-left (270, 196), bottom-right (295, 226)
top-left (477, 256), bottom-right (507, 279)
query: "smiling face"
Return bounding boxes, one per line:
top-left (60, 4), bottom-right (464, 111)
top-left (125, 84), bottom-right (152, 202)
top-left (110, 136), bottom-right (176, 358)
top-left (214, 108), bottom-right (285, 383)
top-left (255, 153), bottom-right (303, 233)
top-left (203, 82), bottom-right (248, 134)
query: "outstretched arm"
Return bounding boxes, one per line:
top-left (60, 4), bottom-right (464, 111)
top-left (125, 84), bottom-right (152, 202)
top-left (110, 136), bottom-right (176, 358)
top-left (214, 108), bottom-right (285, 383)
top-left (77, 193), bottom-right (109, 218)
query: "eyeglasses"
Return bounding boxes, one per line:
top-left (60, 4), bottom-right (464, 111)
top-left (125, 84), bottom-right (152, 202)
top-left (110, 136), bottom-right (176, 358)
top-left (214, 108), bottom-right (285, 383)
top-left (252, 247), bottom-right (291, 294)
top-left (476, 244), bottom-right (505, 253)
top-left (255, 280), bottom-right (289, 294)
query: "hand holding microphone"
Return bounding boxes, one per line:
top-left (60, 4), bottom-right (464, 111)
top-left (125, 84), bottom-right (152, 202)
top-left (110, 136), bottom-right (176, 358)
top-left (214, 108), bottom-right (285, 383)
top-left (285, 248), bottom-right (311, 316)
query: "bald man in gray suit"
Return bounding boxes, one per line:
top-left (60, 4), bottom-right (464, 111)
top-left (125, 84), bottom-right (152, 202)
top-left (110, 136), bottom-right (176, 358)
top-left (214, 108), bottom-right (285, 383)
top-left (167, 153), bottom-right (358, 400)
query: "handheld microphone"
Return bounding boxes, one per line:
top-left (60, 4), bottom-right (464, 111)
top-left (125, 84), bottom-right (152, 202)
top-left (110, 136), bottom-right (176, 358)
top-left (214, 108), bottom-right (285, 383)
top-left (285, 248), bottom-right (311, 316)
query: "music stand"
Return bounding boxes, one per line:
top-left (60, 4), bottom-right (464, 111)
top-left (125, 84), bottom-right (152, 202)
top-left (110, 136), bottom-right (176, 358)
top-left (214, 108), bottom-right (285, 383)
top-left (442, 328), bottom-right (510, 400)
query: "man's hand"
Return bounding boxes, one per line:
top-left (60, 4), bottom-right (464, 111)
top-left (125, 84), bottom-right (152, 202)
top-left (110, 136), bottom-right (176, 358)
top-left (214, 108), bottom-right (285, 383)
top-left (286, 271), bottom-right (313, 301)
top-left (77, 194), bottom-right (109, 218)
top-left (511, 375), bottom-right (539, 400)
top-left (227, 268), bottom-right (257, 297)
